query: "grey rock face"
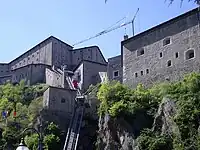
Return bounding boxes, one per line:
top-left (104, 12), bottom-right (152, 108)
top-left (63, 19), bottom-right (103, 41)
top-left (97, 114), bottom-right (135, 150)
top-left (96, 97), bottom-right (181, 150)
top-left (152, 97), bottom-right (180, 137)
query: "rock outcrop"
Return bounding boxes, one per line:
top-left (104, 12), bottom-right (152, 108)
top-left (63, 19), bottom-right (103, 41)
top-left (152, 97), bottom-right (180, 137)
top-left (96, 97), bottom-right (179, 150)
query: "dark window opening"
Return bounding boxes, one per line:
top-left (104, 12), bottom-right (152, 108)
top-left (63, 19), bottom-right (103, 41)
top-left (137, 48), bottom-right (144, 56)
top-left (185, 49), bottom-right (195, 60)
top-left (141, 71), bottom-right (143, 76)
top-left (175, 52), bottom-right (179, 58)
top-left (135, 73), bottom-right (138, 78)
top-left (167, 60), bottom-right (172, 67)
top-left (160, 52), bottom-right (163, 58)
top-left (113, 71), bottom-right (119, 77)
top-left (163, 37), bottom-right (171, 46)
top-left (61, 98), bottom-right (66, 103)
top-left (146, 69), bottom-right (149, 74)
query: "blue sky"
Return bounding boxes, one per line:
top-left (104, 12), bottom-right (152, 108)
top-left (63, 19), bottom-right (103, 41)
top-left (0, 0), bottom-right (198, 62)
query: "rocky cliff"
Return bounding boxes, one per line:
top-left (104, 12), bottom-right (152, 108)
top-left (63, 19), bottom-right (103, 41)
top-left (96, 97), bottom-right (177, 150)
top-left (77, 73), bottom-right (200, 150)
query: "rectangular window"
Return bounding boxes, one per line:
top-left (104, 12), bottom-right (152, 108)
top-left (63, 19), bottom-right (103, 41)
top-left (113, 70), bottom-right (119, 78)
top-left (137, 48), bottom-right (145, 57)
top-left (160, 52), bottom-right (163, 58)
top-left (175, 52), bottom-right (179, 58)
top-left (163, 37), bottom-right (171, 46)
top-left (61, 98), bottom-right (66, 103)
top-left (146, 69), bottom-right (149, 74)
top-left (135, 72), bottom-right (138, 78)
top-left (167, 60), bottom-right (172, 67)
top-left (141, 71), bottom-right (143, 76)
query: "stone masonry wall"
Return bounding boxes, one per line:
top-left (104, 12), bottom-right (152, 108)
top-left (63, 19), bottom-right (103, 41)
top-left (45, 68), bottom-right (63, 88)
top-left (0, 63), bottom-right (9, 76)
top-left (9, 38), bottom-right (53, 70)
top-left (51, 38), bottom-right (73, 68)
top-left (43, 86), bottom-right (76, 114)
top-left (107, 55), bottom-right (122, 83)
top-left (11, 64), bottom-right (50, 85)
top-left (71, 46), bottom-right (107, 67)
top-left (123, 8), bottom-right (200, 88)
top-left (83, 61), bottom-right (107, 92)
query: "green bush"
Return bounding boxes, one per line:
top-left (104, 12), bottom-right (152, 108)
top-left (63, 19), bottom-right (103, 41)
top-left (97, 72), bottom-right (200, 150)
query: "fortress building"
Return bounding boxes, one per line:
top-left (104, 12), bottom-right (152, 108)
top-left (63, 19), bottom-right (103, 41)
top-left (107, 7), bottom-right (200, 88)
top-left (0, 36), bottom-right (107, 91)
top-left (0, 7), bottom-right (200, 133)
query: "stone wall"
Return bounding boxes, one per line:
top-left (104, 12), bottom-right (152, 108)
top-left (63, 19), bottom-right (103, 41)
top-left (0, 75), bottom-right (12, 84)
top-left (107, 55), bottom-right (122, 83)
top-left (82, 60), bottom-right (107, 92)
top-left (43, 86), bottom-right (76, 113)
top-left (51, 38), bottom-right (73, 68)
top-left (9, 37), bottom-right (53, 70)
top-left (11, 64), bottom-right (50, 85)
top-left (45, 67), bottom-right (63, 88)
top-left (0, 63), bottom-right (10, 76)
top-left (122, 8), bottom-right (200, 88)
top-left (71, 46), bottom-right (107, 67)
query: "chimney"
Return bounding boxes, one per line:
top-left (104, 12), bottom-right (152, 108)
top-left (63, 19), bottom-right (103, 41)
top-left (124, 34), bottom-right (128, 40)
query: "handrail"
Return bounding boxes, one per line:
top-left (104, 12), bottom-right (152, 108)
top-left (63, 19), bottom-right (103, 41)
top-left (74, 107), bottom-right (84, 150)
top-left (63, 106), bottom-right (77, 150)
top-left (63, 73), bottom-right (86, 150)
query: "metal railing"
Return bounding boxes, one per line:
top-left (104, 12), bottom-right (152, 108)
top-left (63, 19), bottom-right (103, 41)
top-left (63, 76), bottom-right (85, 150)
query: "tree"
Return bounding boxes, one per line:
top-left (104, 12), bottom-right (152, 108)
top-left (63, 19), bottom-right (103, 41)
top-left (0, 82), bottom-right (47, 149)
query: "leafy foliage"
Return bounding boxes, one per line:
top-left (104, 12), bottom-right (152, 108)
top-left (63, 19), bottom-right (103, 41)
top-left (137, 129), bottom-right (172, 150)
top-left (97, 81), bottom-right (160, 117)
top-left (97, 72), bottom-right (200, 150)
top-left (0, 81), bottom-right (48, 149)
top-left (25, 122), bottom-right (61, 150)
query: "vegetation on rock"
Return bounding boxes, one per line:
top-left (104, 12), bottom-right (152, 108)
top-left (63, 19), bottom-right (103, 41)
top-left (96, 73), bottom-right (200, 150)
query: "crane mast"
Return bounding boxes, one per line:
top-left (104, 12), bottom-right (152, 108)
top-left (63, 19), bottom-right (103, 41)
top-left (72, 8), bottom-right (139, 46)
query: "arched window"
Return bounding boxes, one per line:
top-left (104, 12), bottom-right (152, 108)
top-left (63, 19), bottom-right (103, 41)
top-left (185, 49), bottom-right (195, 60)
